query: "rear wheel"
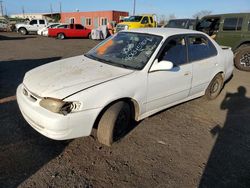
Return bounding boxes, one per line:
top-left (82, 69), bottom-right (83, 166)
top-left (19, 28), bottom-right (27, 35)
top-left (205, 74), bottom-right (224, 100)
top-left (234, 46), bottom-right (250, 71)
top-left (97, 101), bottom-right (131, 146)
top-left (57, 33), bottom-right (65, 40)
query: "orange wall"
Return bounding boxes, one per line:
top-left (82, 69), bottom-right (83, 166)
top-left (61, 10), bottom-right (128, 29)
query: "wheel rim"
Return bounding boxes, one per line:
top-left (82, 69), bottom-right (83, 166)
top-left (240, 52), bottom-right (250, 67)
top-left (59, 34), bottom-right (64, 39)
top-left (20, 29), bottom-right (25, 34)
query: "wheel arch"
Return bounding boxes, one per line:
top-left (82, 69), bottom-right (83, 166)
top-left (93, 97), bottom-right (140, 129)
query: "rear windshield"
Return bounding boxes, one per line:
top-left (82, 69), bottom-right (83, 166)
top-left (126, 16), bottom-right (143, 22)
top-left (165, 20), bottom-right (188, 29)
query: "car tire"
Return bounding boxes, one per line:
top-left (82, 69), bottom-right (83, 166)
top-left (97, 101), bottom-right (131, 146)
top-left (57, 33), bottom-right (65, 40)
top-left (205, 74), bottom-right (224, 100)
top-left (234, 46), bottom-right (250, 71)
top-left (19, 28), bottom-right (27, 35)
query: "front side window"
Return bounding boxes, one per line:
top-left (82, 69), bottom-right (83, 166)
top-left (159, 36), bottom-right (187, 66)
top-left (188, 35), bottom-right (217, 62)
top-left (85, 32), bottom-right (162, 70)
top-left (30, 20), bottom-right (37, 25)
top-left (141, 17), bottom-right (149, 24)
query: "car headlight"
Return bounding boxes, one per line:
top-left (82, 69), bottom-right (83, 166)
top-left (124, 25), bottom-right (129, 30)
top-left (39, 98), bottom-right (81, 115)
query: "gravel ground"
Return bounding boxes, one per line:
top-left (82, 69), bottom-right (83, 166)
top-left (0, 32), bottom-right (250, 188)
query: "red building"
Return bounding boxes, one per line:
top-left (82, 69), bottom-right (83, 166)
top-left (60, 10), bottom-right (129, 29)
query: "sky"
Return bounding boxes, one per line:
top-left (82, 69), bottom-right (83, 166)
top-left (3, 0), bottom-right (250, 18)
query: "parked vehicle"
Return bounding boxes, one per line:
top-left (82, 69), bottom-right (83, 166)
top-left (48, 24), bottom-right (91, 39)
top-left (116, 14), bottom-right (157, 32)
top-left (0, 17), bottom-right (8, 31)
top-left (164, 19), bottom-right (197, 30)
top-left (196, 13), bottom-right (250, 71)
top-left (16, 28), bottom-right (234, 146)
top-left (16, 19), bottom-right (48, 35)
top-left (37, 23), bottom-right (60, 36)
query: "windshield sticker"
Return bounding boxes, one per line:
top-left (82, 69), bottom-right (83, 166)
top-left (97, 40), bottom-right (114, 55)
top-left (122, 37), bottom-right (154, 61)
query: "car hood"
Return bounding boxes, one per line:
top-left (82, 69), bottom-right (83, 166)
top-left (23, 55), bottom-right (134, 99)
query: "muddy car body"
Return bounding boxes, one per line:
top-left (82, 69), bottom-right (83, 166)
top-left (17, 28), bottom-right (234, 146)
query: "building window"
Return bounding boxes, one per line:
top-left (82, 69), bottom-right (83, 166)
top-left (100, 17), bottom-right (108, 25)
top-left (86, 18), bottom-right (92, 26)
top-left (70, 17), bottom-right (75, 24)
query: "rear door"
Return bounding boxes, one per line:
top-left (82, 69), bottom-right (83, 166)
top-left (187, 34), bottom-right (219, 96)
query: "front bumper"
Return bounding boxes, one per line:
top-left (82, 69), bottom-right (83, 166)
top-left (16, 84), bottom-right (101, 140)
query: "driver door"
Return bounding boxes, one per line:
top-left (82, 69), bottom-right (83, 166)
top-left (146, 35), bottom-right (192, 112)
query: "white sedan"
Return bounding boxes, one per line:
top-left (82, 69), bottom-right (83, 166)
top-left (17, 28), bottom-right (234, 146)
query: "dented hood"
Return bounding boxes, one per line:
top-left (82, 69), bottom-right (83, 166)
top-left (23, 55), bottom-right (134, 99)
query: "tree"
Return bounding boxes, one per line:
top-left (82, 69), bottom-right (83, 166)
top-left (193, 10), bottom-right (212, 19)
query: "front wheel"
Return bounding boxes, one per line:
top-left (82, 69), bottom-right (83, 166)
top-left (97, 101), bottom-right (131, 146)
top-left (234, 46), bottom-right (250, 71)
top-left (57, 33), bottom-right (65, 40)
top-left (19, 28), bottom-right (27, 35)
top-left (205, 74), bottom-right (224, 100)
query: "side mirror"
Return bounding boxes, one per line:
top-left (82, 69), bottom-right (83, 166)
top-left (150, 59), bottom-right (174, 72)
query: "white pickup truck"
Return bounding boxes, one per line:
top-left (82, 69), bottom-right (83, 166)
top-left (16, 19), bottom-right (48, 35)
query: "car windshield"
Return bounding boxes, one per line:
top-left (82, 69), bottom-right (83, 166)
top-left (126, 16), bottom-right (143, 22)
top-left (166, 20), bottom-right (187, 28)
top-left (85, 32), bottom-right (162, 70)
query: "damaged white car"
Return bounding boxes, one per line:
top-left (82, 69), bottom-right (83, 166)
top-left (17, 28), bottom-right (234, 146)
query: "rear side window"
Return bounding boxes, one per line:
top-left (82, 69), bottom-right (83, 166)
top-left (188, 35), bottom-right (217, 62)
top-left (150, 17), bottom-right (153, 23)
top-left (39, 20), bottom-right (45, 24)
top-left (223, 17), bottom-right (243, 31)
top-left (75, 24), bottom-right (84, 29)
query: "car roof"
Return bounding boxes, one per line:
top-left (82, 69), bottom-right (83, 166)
top-left (124, 28), bottom-right (203, 38)
top-left (202, 12), bottom-right (250, 18)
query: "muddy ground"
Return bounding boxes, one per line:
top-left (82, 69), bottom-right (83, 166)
top-left (0, 32), bottom-right (250, 188)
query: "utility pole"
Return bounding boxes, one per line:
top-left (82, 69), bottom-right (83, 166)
top-left (59, 2), bottom-right (62, 13)
top-left (22, 6), bottom-right (25, 18)
top-left (0, 1), bottom-right (4, 17)
top-left (50, 3), bottom-right (53, 20)
top-left (133, 0), bottom-right (136, 15)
